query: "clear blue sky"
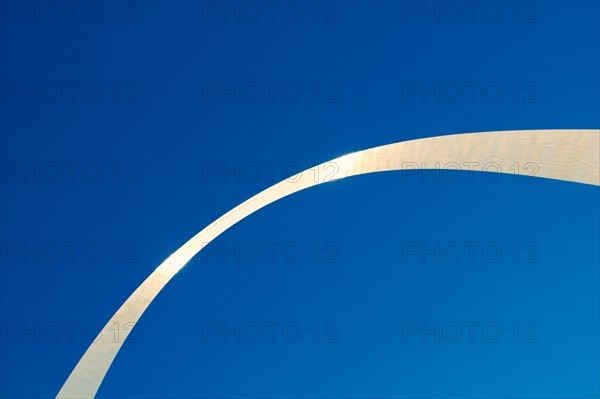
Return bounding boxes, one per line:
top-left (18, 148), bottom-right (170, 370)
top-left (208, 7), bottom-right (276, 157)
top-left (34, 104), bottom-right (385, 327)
top-left (1, 1), bottom-right (599, 398)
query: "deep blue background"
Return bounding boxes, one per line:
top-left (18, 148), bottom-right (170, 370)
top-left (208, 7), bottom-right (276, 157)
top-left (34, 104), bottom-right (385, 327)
top-left (1, 1), bottom-right (599, 398)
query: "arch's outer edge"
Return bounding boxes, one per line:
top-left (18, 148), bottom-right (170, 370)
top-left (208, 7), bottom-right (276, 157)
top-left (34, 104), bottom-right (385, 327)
top-left (57, 129), bottom-right (600, 398)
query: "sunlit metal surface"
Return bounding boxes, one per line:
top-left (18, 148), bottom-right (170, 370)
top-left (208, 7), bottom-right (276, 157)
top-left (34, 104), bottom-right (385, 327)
top-left (57, 129), bottom-right (599, 398)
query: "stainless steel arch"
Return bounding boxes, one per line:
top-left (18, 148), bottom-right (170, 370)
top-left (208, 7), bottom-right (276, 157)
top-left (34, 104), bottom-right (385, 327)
top-left (57, 129), bottom-right (600, 398)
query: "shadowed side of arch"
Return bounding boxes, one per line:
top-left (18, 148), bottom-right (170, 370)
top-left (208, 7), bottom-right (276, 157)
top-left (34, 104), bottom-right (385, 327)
top-left (57, 129), bottom-right (599, 398)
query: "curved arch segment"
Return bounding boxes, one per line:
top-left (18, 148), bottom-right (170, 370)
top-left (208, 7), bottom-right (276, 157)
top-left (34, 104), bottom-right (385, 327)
top-left (57, 129), bottom-right (599, 398)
